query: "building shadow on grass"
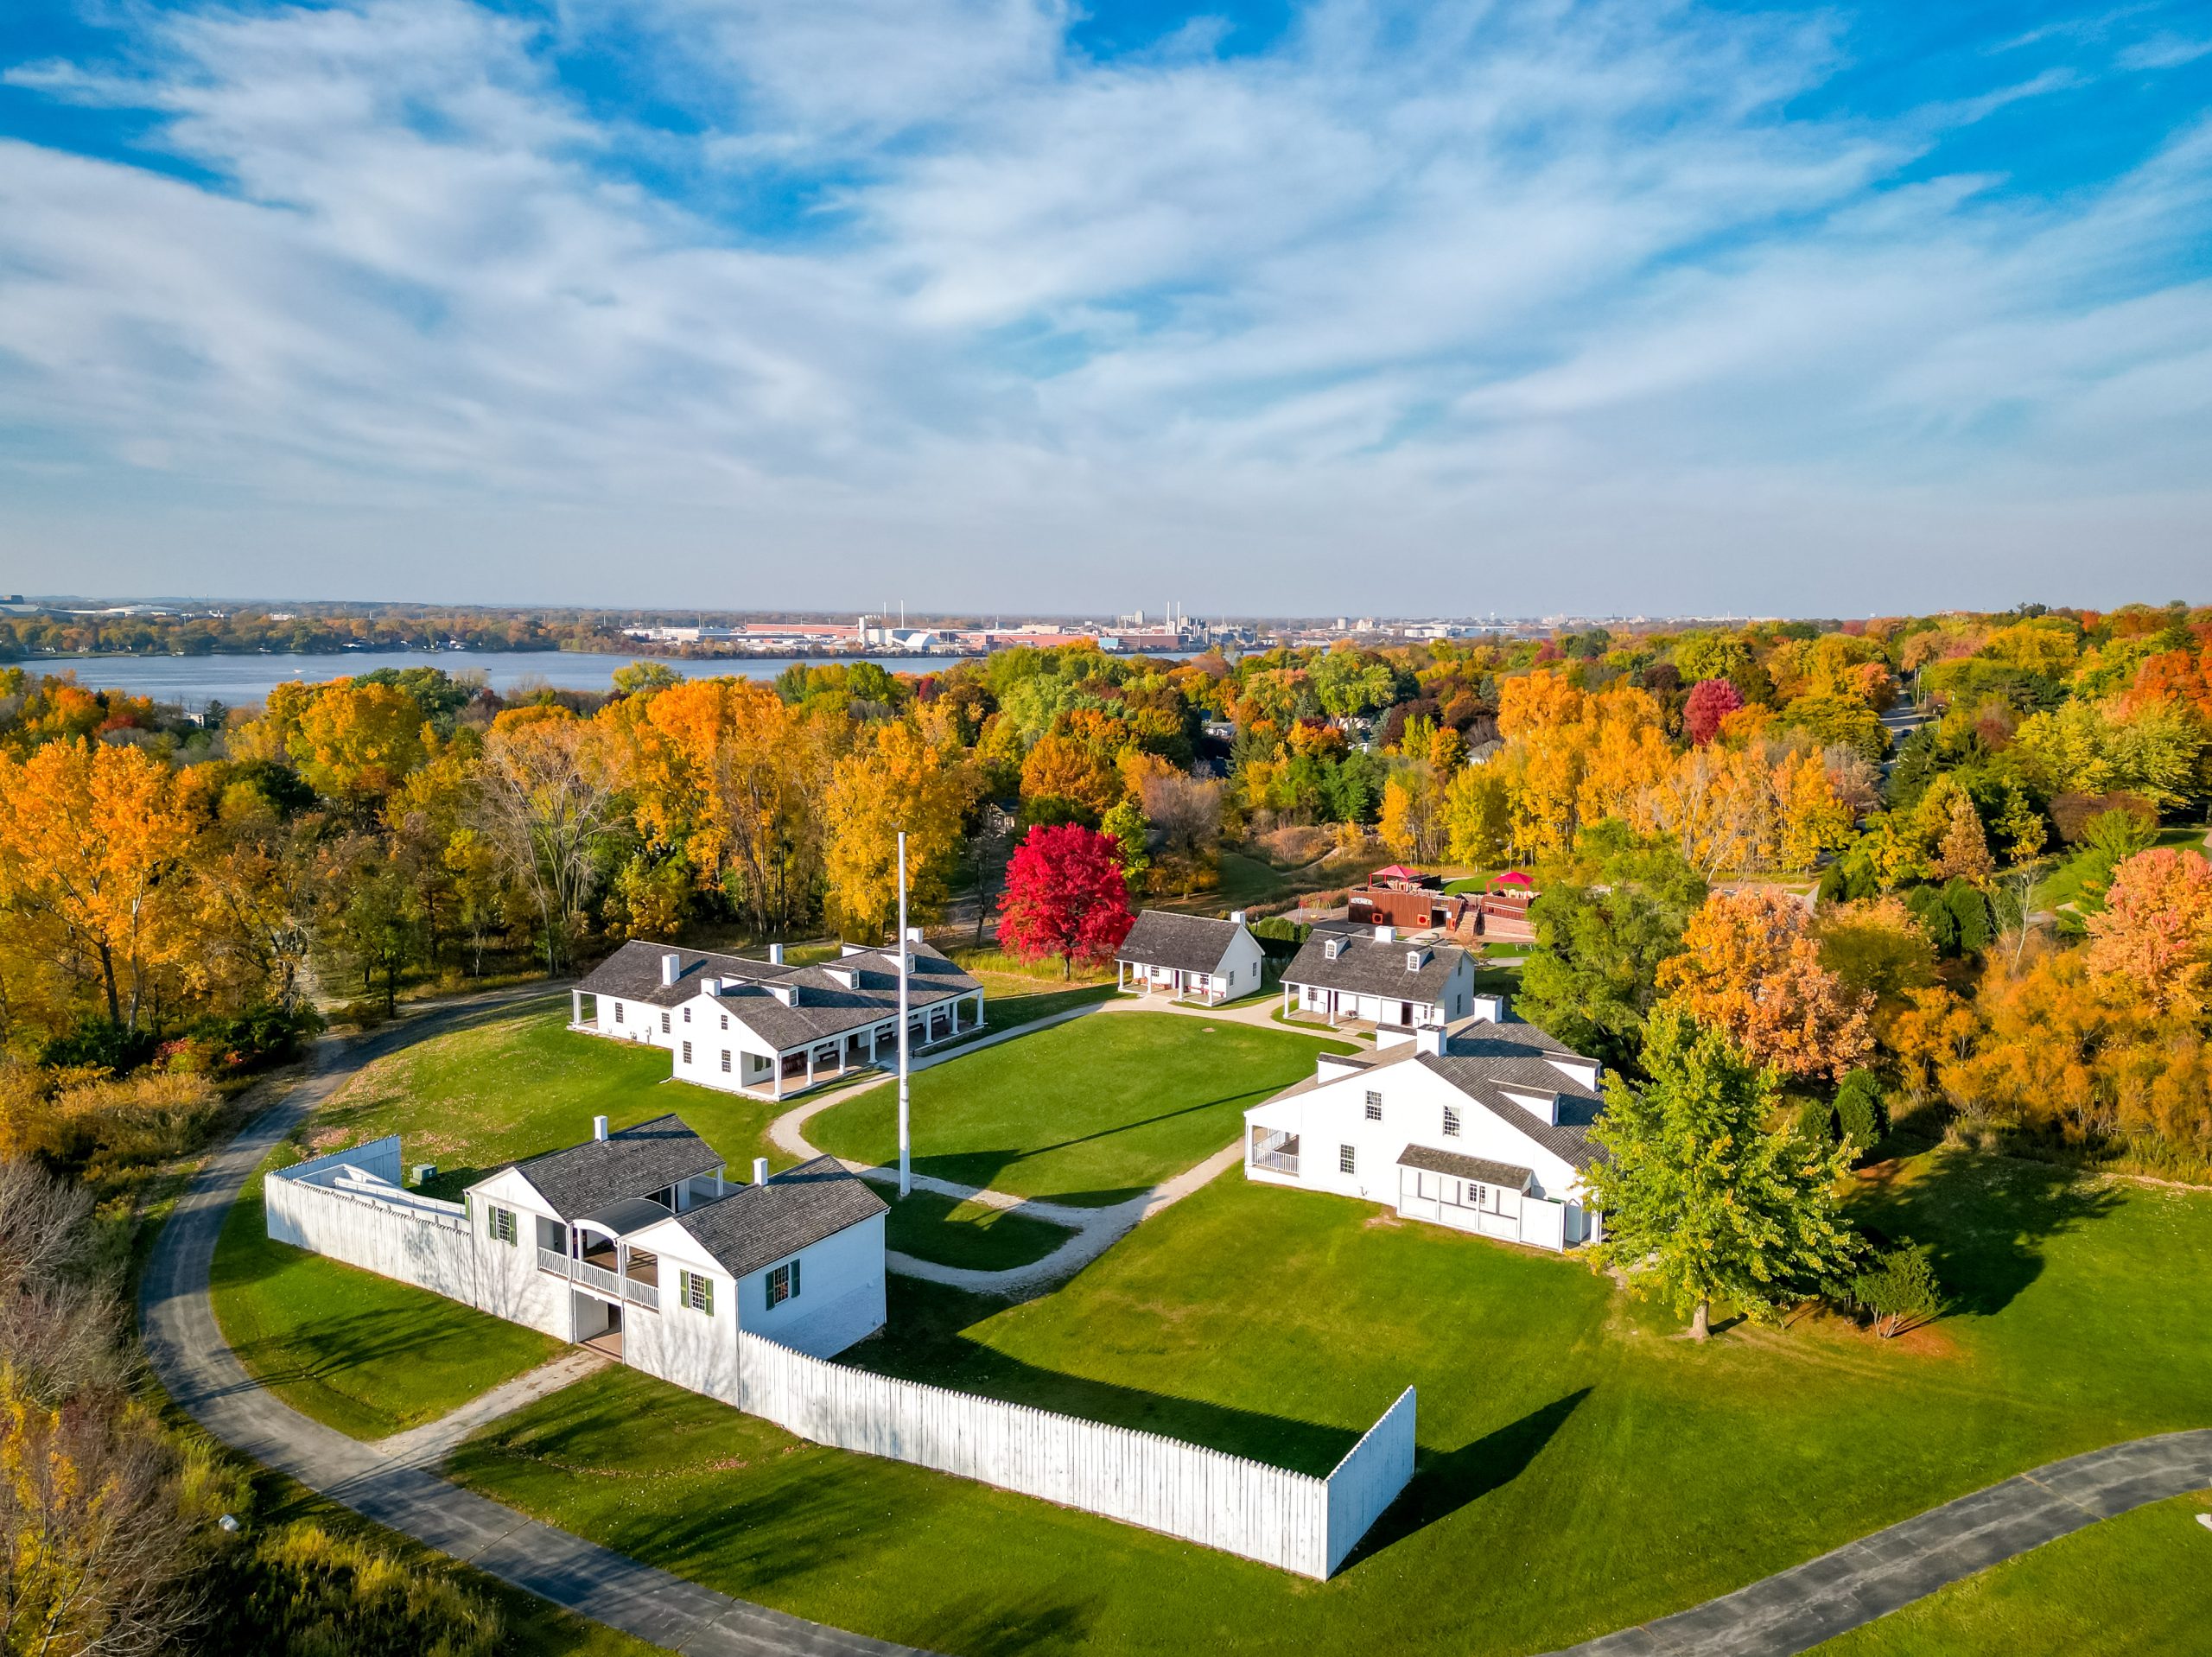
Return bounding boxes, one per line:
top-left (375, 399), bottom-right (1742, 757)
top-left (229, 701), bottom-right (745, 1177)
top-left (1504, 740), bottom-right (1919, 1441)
top-left (1849, 1151), bottom-right (2124, 1319)
top-left (1339, 1388), bottom-right (1590, 1570)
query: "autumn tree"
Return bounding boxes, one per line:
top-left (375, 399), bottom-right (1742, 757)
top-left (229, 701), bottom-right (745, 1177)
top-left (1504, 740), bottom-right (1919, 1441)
top-left (996, 824), bottom-right (1135, 977)
top-left (473, 714), bottom-right (623, 974)
top-left (1683, 678), bottom-right (1745, 746)
top-left (1657, 889), bottom-right (1873, 1081)
top-left (2085, 848), bottom-right (2212, 1016)
top-left (1933, 792), bottom-right (1994, 885)
top-left (823, 723), bottom-right (972, 940)
top-left (1587, 1007), bottom-right (1861, 1340)
top-left (285, 678), bottom-right (430, 799)
top-left (0, 740), bottom-right (198, 1032)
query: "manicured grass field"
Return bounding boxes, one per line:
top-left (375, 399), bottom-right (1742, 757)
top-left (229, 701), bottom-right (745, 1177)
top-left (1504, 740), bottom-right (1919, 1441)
top-left (880, 1187), bottom-right (1077, 1273)
top-left (212, 1155), bottom-right (564, 1439)
top-left (447, 1150), bottom-right (2212, 1656)
top-left (1812, 1491), bottom-right (2212, 1656)
top-left (805, 1013), bottom-right (1351, 1203)
top-left (302, 994), bottom-right (793, 1192)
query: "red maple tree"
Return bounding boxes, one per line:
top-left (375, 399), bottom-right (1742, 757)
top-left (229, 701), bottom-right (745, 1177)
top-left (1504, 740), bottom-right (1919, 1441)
top-left (996, 823), bottom-right (1135, 978)
top-left (1683, 677), bottom-right (1745, 746)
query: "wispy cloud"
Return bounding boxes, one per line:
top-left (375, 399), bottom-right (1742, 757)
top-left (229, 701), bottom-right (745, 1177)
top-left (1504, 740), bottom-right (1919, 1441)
top-left (0, 0), bottom-right (2208, 612)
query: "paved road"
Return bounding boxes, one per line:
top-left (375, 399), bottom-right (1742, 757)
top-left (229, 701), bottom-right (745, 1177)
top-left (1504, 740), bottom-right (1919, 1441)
top-left (1543, 1427), bottom-right (2212, 1656)
top-left (139, 986), bottom-right (929, 1657)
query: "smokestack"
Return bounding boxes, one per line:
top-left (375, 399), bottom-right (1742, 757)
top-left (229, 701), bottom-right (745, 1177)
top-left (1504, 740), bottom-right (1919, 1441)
top-left (752, 1157), bottom-right (770, 1185)
top-left (593, 1115), bottom-right (609, 1141)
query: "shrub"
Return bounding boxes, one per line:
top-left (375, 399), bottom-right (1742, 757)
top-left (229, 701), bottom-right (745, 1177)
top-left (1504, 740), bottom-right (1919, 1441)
top-left (36, 1019), bottom-right (157, 1076)
top-left (207, 1522), bottom-right (505, 1657)
top-left (161, 1006), bottom-right (324, 1079)
top-left (1851, 1241), bottom-right (1943, 1339)
top-left (1834, 1070), bottom-right (1886, 1153)
top-left (1791, 1096), bottom-right (1837, 1146)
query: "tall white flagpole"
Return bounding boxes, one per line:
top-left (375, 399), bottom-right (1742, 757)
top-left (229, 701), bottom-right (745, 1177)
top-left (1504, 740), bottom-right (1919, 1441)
top-left (897, 828), bottom-right (911, 1198)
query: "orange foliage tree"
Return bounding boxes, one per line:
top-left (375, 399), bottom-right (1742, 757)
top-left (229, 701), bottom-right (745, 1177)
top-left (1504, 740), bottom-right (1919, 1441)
top-left (1656, 888), bottom-right (1872, 1080)
top-left (0, 740), bottom-right (198, 1030)
top-left (2085, 848), bottom-right (2212, 1016)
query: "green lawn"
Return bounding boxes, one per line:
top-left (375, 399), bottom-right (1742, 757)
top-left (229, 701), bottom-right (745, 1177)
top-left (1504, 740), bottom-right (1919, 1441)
top-left (805, 1013), bottom-right (1351, 1204)
top-left (301, 994), bottom-right (794, 1192)
top-left (448, 1150), bottom-right (2212, 1656)
top-left (881, 1186), bottom-right (1077, 1273)
top-left (1812, 1491), bottom-right (2212, 1656)
top-left (211, 1154), bottom-right (564, 1439)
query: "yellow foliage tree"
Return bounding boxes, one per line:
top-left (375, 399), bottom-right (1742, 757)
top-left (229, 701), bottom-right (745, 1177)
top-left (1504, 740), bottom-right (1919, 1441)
top-left (824, 724), bottom-right (973, 940)
top-left (1656, 889), bottom-right (1873, 1080)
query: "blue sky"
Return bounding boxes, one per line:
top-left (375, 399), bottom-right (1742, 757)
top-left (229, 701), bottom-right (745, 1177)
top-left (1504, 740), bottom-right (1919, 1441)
top-left (1, 0), bottom-right (2208, 615)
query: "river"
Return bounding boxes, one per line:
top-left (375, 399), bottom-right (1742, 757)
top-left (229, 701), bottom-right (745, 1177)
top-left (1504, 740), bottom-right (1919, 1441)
top-left (14, 650), bottom-right (973, 708)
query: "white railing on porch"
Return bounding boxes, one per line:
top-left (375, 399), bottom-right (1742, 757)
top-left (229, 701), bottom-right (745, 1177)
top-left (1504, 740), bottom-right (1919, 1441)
top-left (1250, 1130), bottom-right (1300, 1176)
top-left (537, 1246), bottom-right (660, 1311)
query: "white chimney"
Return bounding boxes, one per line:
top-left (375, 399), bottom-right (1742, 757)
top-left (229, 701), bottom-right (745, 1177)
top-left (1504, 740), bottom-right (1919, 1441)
top-left (592, 1114), bottom-right (609, 1141)
top-left (1373, 923), bottom-right (1395, 943)
top-left (1415, 1025), bottom-right (1447, 1057)
top-left (702, 976), bottom-right (721, 998)
top-left (905, 925), bottom-right (924, 943)
top-left (752, 1157), bottom-right (770, 1185)
top-left (767, 943), bottom-right (785, 965)
top-left (1471, 994), bottom-right (1506, 1025)
top-left (1229, 910), bottom-right (1247, 924)
top-left (659, 951), bottom-right (681, 987)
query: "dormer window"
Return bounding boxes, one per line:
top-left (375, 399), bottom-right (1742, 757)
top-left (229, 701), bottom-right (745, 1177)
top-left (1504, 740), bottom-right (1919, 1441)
top-left (1324, 936), bottom-right (1344, 961)
top-left (1405, 949), bottom-right (1421, 972)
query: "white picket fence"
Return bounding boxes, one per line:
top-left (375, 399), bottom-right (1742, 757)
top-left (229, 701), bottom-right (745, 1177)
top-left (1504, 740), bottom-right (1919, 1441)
top-left (267, 1137), bottom-right (1422, 1577)
top-left (736, 1328), bottom-right (1415, 1578)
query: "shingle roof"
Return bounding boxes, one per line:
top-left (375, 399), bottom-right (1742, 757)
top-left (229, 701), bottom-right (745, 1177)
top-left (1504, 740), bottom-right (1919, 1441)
top-left (1117, 911), bottom-right (1248, 975)
top-left (1397, 1144), bottom-right (1534, 1190)
top-left (500, 1114), bottom-right (722, 1221)
top-left (1417, 1025), bottom-right (1608, 1171)
top-left (579, 939), bottom-right (982, 1053)
top-left (675, 1155), bottom-right (888, 1279)
top-left (1283, 930), bottom-right (1470, 1001)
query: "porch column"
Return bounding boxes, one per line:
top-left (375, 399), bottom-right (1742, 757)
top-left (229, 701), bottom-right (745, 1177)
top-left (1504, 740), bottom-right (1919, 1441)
top-left (805, 1048), bottom-right (817, 1090)
top-left (773, 1060), bottom-right (785, 1101)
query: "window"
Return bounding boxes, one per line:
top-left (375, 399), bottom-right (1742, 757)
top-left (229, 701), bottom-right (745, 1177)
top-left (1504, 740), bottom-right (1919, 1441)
top-left (661, 1012), bottom-right (671, 1033)
top-left (1443, 1106), bottom-right (1461, 1138)
top-left (613, 1002), bottom-right (625, 1025)
top-left (679, 1270), bottom-right (714, 1314)
top-left (720, 1051), bottom-right (731, 1073)
top-left (1339, 1144), bottom-right (1357, 1174)
top-left (486, 1205), bottom-right (517, 1246)
top-left (683, 1006), bottom-right (691, 1024)
top-left (720, 1014), bottom-right (728, 1030)
top-left (682, 1040), bottom-right (692, 1063)
top-left (766, 1259), bottom-right (802, 1307)
top-left (1364, 1090), bottom-right (1382, 1121)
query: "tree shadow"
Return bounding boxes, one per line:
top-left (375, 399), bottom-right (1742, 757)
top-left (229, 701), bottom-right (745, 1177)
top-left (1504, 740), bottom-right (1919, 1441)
top-left (1848, 1151), bottom-right (2125, 1319)
top-left (1340, 1387), bottom-right (1589, 1568)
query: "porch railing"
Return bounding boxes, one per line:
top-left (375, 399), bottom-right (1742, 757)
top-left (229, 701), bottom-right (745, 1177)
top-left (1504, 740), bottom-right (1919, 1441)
top-left (1250, 1132), bottom-right (1300, 1177)
top-left (537, 1247), bottom-right (660, 1311)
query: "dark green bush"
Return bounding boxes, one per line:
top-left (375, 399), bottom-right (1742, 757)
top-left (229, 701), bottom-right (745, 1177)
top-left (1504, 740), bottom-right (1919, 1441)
top-left (1834, 1070), bottom-right (1886, 1153)
top-left (1851, 1242), bottom-right (1942, 1339)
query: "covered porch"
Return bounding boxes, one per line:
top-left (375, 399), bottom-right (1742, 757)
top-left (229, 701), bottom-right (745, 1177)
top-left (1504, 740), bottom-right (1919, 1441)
top-left (1117, 960), bottom-right (1230, 1005)
top-left (737, 990), bottom-right (988, 1101)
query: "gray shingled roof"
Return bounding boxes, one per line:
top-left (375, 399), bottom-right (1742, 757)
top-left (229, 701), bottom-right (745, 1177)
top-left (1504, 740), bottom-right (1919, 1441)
top-left (501, 1114), bottom-right (721, 1221)
top-left (1283, 930), bottom-right (1469, 1001)
top-left (1398, 1144), bottom-right (1535, 1190)
top-left (676, 1155), bottom-right (888, 1279)
top-left (1417, 1024), bottom-right (1607, 1171)
top-left (1117, 911), bottom-right (1247, 975)
top-left (579, 939), bottom-right (982, 1053)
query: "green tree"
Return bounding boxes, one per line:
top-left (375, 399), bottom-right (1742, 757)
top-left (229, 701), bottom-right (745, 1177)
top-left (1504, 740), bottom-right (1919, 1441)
top-left (1587, 1007), bottom-right (1862, 1341)
top-left (1516, 827), bottom-right (1707, 1073)
top-left (1100, 797), bottom-right (1151, 892)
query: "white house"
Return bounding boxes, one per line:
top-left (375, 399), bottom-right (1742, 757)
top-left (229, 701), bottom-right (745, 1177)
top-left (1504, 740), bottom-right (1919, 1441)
top-left (1242, 1005), bottom-right (1607, 1252)
top-left (1115, 910), bottom-right (1266, 1006)
top-left (459, 1113), bottom-right (888, 1384)
top-left (573, 938), bottom-right (985, 1100)
top-left (1281, 923), bottom-right (1476, 1032)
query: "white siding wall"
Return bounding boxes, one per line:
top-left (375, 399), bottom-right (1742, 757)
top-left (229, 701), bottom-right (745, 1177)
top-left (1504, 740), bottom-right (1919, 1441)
top-left (735, 1330), bottom-right (1414, 1579)
top-left (1243, 1067), bottom-right (1589, 1251)
top-left (735, 1213), bottom-right (888, 1358)
top-left (597, 995), bottom-right (674, 1048)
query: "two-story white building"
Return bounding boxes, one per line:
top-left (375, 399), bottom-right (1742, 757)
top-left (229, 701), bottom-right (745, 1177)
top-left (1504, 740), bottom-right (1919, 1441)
top-left (572, 938), bottom-right (985, 1100)
top-left (460, 1113), bottom-right (888, 1391)
top-left (1280, 923), bottom-right (1476, 1032)
top-left (1242, 1003), bottom-right (1606, 1252)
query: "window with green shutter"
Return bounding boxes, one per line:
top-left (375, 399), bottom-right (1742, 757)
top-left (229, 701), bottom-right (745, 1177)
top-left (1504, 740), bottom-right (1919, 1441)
top-left (679, 1270), bottom-right (714, 1314)
top-left (486, 1205), bottom-right (517, 1245)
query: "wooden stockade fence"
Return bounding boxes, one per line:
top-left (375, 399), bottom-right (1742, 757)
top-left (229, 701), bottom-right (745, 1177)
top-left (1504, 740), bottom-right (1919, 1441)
top-left (737, 1329), bottom-right (1416, 1578)
top-left (267, 1137), bottom-right (1422, 1577)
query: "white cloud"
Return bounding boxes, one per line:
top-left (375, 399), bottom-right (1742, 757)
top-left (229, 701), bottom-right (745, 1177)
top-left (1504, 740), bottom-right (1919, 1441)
top-left (0, 0), bottom-right (2208, 612)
